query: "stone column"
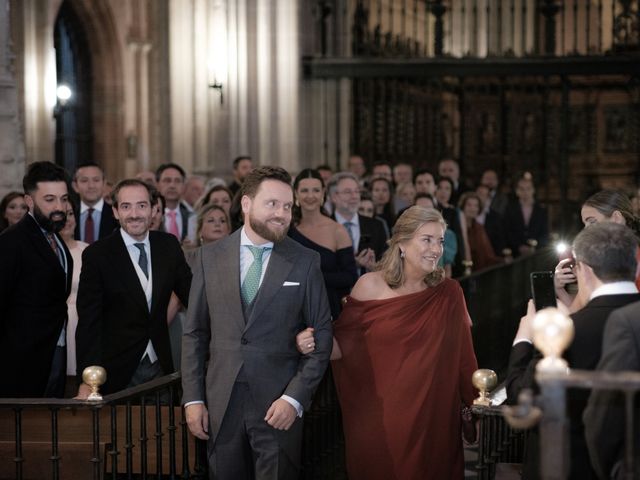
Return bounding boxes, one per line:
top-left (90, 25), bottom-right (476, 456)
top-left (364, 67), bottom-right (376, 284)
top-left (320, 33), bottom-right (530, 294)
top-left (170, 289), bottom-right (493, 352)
top-left (0, 0), bottom-right (26, 196)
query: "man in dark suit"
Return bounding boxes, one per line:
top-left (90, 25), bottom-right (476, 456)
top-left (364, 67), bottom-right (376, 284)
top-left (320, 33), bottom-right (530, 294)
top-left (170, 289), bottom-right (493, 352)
top-left (584, 300), bottom-right (640, 480)
top-left (438, 158), bottom-right (469, 205)
top-left (75, 179), bottom-right (192, 396)
top-left (156, 163), bottom-right (194, 243)
top-left (72, 162), bottom-right (118, 243)
top-left (0, 161), bottom-right (73, 397)
top-left (228, 155), bottom-right (254, 196)
top-left (505, 222), bottom-right (640, 479)
top-left (182, 166), bottom-right (332, 478)
top-left (327, 171), bottom-right (387, 275)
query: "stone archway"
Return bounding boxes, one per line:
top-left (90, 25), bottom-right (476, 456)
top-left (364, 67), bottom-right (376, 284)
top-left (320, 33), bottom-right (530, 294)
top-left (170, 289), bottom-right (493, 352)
top-left (60, 0), bottom-right (125, 182)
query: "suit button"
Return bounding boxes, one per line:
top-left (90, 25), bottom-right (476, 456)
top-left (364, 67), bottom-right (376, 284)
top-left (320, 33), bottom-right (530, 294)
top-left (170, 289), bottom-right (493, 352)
top-left (241, 338), bottom-right (248, 345)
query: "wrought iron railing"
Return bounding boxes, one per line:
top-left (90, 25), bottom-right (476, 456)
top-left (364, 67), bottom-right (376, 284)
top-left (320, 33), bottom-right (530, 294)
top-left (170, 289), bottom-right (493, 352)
top-left (460, 248), bottom-right (557, 377)
top-left (0, 373), bottom-right (206, 480)
top-left (0, 370), bottom-right (346, 480)
top-left (473, 405), bottom-right (528, 480)
top-left (532, 369), bottom-right (640, 480)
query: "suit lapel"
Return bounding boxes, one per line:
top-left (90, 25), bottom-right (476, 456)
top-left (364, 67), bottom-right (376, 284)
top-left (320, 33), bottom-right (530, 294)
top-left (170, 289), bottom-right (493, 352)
top-left (99, 206), bottom-right (117, 239)
top-left (107, 232), bottom-right (150, 314)
top-left (58, 232), bottom-right (73, 296)
top-left (245, 241), bottom-right (294, 331)
top-left (179, 203), bottom-right (190, 240)
top-left (149, 233), bottom-right (164, 317)
top-left (23, 215), bottom-right (66, 276)
top-left (213, 231), bottom-right (245, 331)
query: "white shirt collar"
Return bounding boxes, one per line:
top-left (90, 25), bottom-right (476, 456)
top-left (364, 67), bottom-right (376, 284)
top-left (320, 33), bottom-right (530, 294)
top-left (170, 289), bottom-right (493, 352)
top-left (120, 228), bottom-right (150, 248)
top-left (81, 198), bottom-right (104, 213)
top-left (335, 211), bottom-right (360, 227)
top-left (240, 227), bottom-right (274, 249)
top-left (590, 281), bottom-right (638, 300)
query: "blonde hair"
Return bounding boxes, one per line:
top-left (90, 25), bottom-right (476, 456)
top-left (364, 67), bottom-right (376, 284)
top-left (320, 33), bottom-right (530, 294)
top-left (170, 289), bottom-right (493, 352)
top-left (376, 206), bottom-right (446, 288)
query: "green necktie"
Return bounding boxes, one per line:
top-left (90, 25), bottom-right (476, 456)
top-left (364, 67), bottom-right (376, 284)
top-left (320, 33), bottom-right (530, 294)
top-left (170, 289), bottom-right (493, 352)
top-left (242, 246), bottom-right (268, 304)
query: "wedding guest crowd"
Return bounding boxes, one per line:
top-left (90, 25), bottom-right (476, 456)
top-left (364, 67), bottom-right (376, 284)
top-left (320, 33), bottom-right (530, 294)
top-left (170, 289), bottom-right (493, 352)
top-left (4, 152), bottom-right (639, 480)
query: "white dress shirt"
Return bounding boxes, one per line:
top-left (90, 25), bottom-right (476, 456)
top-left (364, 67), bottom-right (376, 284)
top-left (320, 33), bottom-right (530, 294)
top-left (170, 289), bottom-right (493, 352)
top-left (120, 228), bottom-right (157, 363)
top-left (80, 198), bottom-right (104, 242)
top-left (335, 211), bottom-right (361, 253)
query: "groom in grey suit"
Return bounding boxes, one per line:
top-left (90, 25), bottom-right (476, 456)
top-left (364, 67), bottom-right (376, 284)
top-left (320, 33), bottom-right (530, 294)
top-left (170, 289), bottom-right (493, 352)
top-left (182, 166), bottom-right (332, 479)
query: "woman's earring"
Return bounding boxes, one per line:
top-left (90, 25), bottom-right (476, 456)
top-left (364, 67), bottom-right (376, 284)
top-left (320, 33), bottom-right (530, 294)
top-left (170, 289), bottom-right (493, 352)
top-left (400, 250), bottom-right (405, 258)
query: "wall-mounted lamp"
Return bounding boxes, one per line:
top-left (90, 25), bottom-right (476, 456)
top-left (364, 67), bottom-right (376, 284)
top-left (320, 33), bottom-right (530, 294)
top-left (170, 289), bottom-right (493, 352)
top-left (54, 84), bottom-right (73, 117)
top-left (209, 80), bottom-right (224, 105)
top-left (56, 84), bottom-right (72, 106)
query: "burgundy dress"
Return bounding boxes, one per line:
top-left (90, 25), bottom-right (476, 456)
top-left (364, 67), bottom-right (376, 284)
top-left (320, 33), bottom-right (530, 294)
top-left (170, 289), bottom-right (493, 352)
top-left (332, 279), bottom-right (478, 479)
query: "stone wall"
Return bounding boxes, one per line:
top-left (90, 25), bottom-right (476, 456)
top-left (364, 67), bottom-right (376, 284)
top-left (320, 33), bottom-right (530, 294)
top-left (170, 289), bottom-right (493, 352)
top-left (0, 0), bottom-right (26, 197)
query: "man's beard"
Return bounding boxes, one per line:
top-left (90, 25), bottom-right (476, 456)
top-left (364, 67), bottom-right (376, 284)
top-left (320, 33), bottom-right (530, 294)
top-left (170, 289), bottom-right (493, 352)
top-left (249, 214), bottom-right (289, 243)
top-left (33, 204), bottom-right (67, 233)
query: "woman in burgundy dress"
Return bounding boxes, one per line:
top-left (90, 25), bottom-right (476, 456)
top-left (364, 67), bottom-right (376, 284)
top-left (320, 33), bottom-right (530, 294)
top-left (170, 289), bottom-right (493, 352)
top-left (330, 206), bottom-right (478, 479)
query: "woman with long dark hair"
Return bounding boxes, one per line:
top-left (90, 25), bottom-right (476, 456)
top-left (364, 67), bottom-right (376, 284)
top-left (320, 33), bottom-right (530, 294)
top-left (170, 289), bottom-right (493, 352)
top-left (556, 189), bottom-right (640, 310)
top-left (290, 168), bottom-right (357, 319)
top-left (370, 177), bottom-right (396, 230)
top-left (0, 191), bottom-right (27, 232)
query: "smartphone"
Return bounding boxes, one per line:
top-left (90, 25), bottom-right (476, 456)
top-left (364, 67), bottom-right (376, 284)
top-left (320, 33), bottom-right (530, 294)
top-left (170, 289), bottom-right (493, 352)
top-left (358, 234), bottom-right (372, 254)
top-left (530, 271), bottom-right (557, 310)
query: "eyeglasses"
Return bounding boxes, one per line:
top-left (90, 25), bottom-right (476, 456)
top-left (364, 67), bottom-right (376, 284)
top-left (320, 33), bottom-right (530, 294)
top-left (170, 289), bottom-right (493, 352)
top-left (335, 189), bottom-right (360, 196)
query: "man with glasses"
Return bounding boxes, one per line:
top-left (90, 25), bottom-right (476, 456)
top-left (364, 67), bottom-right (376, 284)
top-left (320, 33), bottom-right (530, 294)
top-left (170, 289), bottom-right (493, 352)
top-left (328, 172), bottom-right (387, 275)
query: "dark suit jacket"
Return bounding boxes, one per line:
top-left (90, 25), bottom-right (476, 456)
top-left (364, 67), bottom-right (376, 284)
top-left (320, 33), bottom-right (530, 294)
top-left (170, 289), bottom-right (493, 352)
top-left (0, 215), bottom-right (73, 397)
top-left (181, 230), bottom-right (333, 459)
top-left (584, 301), bottom-right (640, 480)
top-left (484, 209), bottom-right (506, 255)
top-left (76, 229), bottom-right (192, 393)
top-left (179, 203), bottom-right (191, 241)
top-left (504, 201), bottom-right (549, 256)
top-left (505, 293), bottom-right (640, 479)
top-left (357, 214), bottom-right (388, 261)
top-left (74, 203), bottom-right (119, 242)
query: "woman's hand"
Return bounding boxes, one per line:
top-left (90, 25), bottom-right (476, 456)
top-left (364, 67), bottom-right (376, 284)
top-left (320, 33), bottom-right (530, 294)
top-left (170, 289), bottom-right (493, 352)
top-left (554, 258), bottom-right (576, 289)
top-left (295, 327), bottom-right (315, 355)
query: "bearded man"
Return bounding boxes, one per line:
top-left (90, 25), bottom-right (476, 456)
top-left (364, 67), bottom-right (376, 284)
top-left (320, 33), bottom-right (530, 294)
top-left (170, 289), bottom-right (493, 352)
top-left (182, 166), bottom-right (332, 479)
top-left (0, 161), bottom-right (73, 397)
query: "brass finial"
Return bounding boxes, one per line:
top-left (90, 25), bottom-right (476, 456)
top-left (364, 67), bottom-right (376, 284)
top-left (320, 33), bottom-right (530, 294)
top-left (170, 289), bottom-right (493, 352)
top-left (82, 366), bottom-right (107, 401)
top-left (532, 307), bottom-right (574, 373)
top-left (472, 369), bottom-right (498, 406)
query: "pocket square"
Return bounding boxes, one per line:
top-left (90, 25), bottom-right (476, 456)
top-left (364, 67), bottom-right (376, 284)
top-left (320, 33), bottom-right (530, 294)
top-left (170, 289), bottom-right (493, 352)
top-left (283, 281), bottom-right (300, 286)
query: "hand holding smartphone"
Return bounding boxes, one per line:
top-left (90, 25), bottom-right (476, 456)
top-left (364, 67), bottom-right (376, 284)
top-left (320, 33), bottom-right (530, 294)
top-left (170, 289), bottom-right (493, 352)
top-left (530, 271), bottom-right (557, 310)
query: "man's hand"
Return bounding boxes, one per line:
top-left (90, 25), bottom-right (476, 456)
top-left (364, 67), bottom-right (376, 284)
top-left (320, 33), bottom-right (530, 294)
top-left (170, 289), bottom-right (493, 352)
top-left (514, 299), bottom-right (536, 343)
top-left (185, 403), bottom-right (210, 440)
top-left (74, 383), bottom-right (92, 400)
top-left (296, 327), bottom-right (315, 355)
top-left (264, 399), bottom-right (297, 430)
top-left (355, 248), bottom-right (376, 270)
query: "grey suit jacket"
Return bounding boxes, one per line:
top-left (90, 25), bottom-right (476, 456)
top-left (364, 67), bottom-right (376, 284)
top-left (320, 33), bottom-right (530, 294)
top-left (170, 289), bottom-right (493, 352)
top-left (584, 300), bottom-right (640, 480)
top-left (181, 229), bottom-right (332, 448)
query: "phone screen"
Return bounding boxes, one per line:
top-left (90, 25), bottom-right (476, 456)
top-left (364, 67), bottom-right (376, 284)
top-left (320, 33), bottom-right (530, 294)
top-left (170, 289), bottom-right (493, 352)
top-left (359, 234), bottom-right (372, 253)
top-left (530, 271), bottom-right (557, 310)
